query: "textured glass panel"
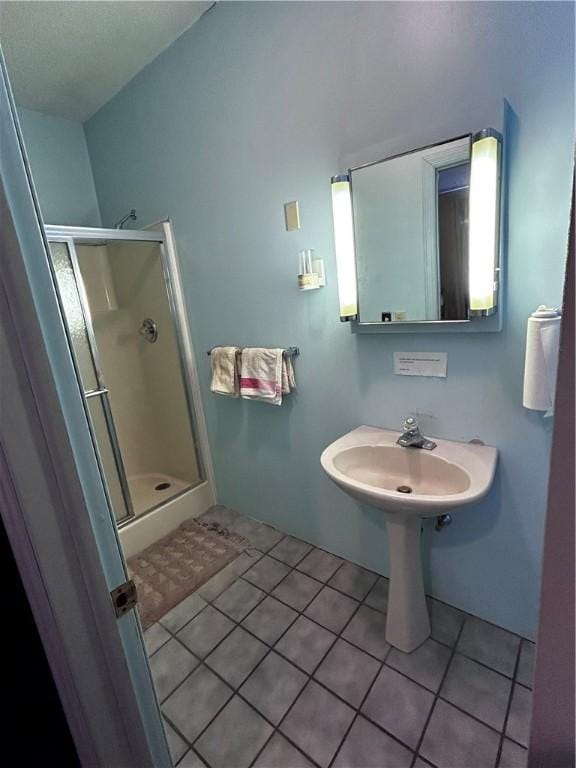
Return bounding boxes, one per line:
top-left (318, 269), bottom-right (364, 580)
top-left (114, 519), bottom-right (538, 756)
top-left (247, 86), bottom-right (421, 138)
top-left (49, 241), bottom-right (98, 391)
top-left (88, 396), bottom-right (130, 524)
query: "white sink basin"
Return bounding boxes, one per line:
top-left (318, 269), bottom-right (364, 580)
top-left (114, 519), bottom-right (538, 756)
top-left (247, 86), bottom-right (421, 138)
top-left (321, 426), bottom-right (497, 652)
top-left (321, 426), bottom-right (497, 517)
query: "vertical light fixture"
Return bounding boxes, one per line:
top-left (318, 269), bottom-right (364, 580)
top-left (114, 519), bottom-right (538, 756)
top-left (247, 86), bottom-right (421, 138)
top-left (331, 174), bottom-right (358, 321)
top-left (468, 128), bottom-right (502, 315)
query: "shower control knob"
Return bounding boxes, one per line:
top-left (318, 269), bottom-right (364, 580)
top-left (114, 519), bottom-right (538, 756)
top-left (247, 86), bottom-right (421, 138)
top-left (139, 318), bottom-right (158, 343)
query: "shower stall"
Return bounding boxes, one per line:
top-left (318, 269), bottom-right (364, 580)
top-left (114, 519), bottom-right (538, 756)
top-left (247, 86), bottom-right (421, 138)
top-left (45, 222), bottom-right (214, 558)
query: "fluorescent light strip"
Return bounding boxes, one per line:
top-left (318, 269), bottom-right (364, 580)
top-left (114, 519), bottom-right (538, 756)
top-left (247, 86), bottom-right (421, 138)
top-left (331, 176), bottom-right (358, 320)
top-left (468, 131), bottom-right (501, 314)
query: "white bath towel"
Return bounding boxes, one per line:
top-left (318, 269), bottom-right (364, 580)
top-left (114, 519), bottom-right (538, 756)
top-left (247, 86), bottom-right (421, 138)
top-left (281, 355), bottom-right (296, 394)
top-left (240, 347), bottom-right (295, 405)
top-left (210, 346), bottom-right (240, 397)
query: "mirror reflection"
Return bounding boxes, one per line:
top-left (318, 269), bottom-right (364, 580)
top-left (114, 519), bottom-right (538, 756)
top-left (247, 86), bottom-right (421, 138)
top-left (352, 136), bottom-right (471, 323)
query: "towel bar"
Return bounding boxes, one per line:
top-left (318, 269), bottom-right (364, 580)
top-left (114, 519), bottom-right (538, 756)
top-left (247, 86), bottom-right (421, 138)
top-left (207, 346), bottom-right (299, 358)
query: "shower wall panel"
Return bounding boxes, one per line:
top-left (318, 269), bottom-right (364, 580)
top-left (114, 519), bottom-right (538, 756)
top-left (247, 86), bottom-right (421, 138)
top-left (78, 245), bottom-right (163, 478)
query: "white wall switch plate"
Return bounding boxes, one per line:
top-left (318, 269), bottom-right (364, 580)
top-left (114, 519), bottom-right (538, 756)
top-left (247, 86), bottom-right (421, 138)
top-left (393, 352), bottom-right (448, 377)
top-left (284, 200), bottom-right (300, 231)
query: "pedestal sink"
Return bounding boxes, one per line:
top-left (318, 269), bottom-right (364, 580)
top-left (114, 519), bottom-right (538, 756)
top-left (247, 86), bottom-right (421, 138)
top-left (320, 426), bottom-right (497, 652)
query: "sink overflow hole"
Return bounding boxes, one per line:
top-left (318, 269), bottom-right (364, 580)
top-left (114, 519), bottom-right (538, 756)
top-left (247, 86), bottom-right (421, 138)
top-left (397, 485), bottom-right (413, 494)
top-left (155, 482), bottom-right (171, 491)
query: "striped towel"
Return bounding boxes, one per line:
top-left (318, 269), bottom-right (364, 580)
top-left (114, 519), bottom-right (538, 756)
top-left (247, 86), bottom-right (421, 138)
top-left (240, 348), bottom-right (296, 405)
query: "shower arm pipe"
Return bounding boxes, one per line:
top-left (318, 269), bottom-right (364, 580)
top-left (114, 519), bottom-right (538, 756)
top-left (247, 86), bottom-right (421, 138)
top-left (207, 346), bottom-right (299, 358)
top-left (114, 209), bottom-right (137, 229)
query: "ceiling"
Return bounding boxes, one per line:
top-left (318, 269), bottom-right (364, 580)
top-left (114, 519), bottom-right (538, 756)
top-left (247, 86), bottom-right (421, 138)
top-left (0, 1), bottom-right (213, 122)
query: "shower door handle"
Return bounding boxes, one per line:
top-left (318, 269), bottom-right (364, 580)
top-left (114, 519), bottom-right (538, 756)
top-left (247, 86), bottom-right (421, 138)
top-left (85, 387), bottom-right (109, 399)
top-left (83, 387), bottom-right (135, 524)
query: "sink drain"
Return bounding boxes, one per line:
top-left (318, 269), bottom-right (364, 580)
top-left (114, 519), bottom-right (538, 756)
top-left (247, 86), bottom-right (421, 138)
top-left (396, 485), bottom-right (413, 494)
top-left (155, 482), bottom-right (171, 491)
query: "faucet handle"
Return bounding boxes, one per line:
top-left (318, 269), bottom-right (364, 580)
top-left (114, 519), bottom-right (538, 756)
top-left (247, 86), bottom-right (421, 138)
top-left (403, 416), bottom-right (419, 432)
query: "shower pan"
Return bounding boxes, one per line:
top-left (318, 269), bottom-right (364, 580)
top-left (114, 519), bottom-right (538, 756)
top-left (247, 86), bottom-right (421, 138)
top-left (45, 222), bottom-right (215, 558)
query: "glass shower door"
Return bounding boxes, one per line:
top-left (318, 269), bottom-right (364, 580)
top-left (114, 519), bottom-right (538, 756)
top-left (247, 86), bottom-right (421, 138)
top-left (49, 240), bottom-right (133, 524)
top-left (74, 237), bottom-right (204, 520)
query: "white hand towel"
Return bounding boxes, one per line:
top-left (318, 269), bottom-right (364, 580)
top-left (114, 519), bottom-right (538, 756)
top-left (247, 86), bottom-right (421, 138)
top-left (240, 348), bottom-right (285, 405)
top-left (210, 346), bottom-right (240, 397)
top-left (281, 356), bottom-right (296, 394)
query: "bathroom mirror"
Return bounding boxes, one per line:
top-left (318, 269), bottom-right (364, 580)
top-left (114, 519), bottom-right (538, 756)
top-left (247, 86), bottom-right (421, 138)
top-left (331, 130), bottom-right (502, 328)
top-left (353, 136), bottom-right (471, 323)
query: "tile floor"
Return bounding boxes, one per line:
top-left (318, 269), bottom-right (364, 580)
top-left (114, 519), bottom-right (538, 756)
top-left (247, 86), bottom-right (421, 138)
top-left (143, 508), bottom-right (534, 768)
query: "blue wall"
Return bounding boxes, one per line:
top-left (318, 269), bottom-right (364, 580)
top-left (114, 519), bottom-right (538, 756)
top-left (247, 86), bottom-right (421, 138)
top-left (85, 1), bottom-right (574, 638)
top-left (18, 107), bottom-right (101, 226)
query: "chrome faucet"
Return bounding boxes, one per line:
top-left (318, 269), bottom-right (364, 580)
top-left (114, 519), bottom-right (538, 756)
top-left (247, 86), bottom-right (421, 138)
top-left (397, 416), bottom-right (437, 451)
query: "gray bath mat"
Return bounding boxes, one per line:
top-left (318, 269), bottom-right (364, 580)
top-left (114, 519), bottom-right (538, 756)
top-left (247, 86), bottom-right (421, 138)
top-left (128, 517), bottom-right (247, 629)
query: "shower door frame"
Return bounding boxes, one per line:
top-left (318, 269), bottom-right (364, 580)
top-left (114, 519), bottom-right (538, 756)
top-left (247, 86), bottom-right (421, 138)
top-left (45, 224), bottom-right (215, 528)
top-left (48, 233), bottom-right (136, 525)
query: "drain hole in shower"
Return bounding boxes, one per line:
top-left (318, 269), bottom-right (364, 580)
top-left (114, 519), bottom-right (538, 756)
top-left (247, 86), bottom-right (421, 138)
top-left (397, 485), bottom-right (413, 494)
top-left (155, 482), bottom-right (171, 491)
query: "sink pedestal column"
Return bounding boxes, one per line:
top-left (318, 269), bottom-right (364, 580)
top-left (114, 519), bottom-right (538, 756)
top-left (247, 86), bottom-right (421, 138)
top-left (385, 516), bottom-right (430, 652)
